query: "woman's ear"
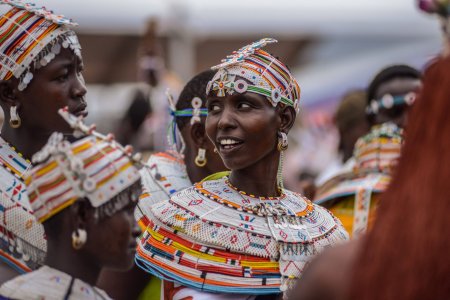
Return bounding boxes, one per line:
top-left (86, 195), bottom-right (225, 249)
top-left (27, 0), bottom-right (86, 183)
top-left (0, 80), bottom-right (19, 108)
top-left (190, 122), bottom-right (208, 148)
top-left (278, 105), bottom-right (296, 134)
top-left (69, 199), bottom-right (90, 231)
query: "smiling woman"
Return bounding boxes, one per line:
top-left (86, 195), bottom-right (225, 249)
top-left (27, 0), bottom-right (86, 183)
top-left (135, 38), bottom-right (349, 300)
top-left (0, 0), bottom-right (87, 283)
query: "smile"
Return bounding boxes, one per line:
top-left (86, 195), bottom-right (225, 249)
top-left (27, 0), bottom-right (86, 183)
top-left (217, 137), bottom-right (244, 152)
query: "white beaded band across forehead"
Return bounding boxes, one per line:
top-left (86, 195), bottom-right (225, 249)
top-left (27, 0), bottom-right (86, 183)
top-left (25, 107), bottom-right (142, 223)
top-left (206, 38), bottom-right (301, 113)
top-left (0, 0), bottom-right (81, 90)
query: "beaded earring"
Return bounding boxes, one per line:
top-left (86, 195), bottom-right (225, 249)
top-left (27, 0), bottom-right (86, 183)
top-left (277, 131), bottom-right (288, 191)
top-left (9, 105), bottom-right (21, 128)
top-left (277, 132), bottom-right (288, 151)
top-left (71, 228), bottom-right (87, 250)
top-left (195, 148), bottom-right (207, 167)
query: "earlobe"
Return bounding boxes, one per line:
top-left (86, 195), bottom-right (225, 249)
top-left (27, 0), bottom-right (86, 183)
top-left (190, 122), bottom-right (208, 148)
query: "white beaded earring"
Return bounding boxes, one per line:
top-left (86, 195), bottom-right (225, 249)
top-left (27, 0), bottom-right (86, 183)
top-left (9, 105), bottom-right (21, 128)
top-left (71, 228), bottom-right (87, 250)
top-left (195, 148), bottom-right (207, 167)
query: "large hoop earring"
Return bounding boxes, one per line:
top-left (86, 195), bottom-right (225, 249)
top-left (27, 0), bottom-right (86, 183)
top-left (194, 148), bottom-right (207, 167)
top-left (9, 105), bottom-right (21, 128)
top-left (71, 228), bottom-right (87, 250)
top-left (277, 132), bottom-right (288, 151)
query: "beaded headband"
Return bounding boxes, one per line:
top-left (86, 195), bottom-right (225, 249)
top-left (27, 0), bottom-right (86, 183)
top-left (166, 90), bottom-right (207, 154)
top-left (206, 38), bottom-right (301, 113)
top-left (25, 108), bottom-right (142, 223)
top-left (0, 0), bottom-right (81, 91)
top-left (366, 92), bottom-right (416, 115)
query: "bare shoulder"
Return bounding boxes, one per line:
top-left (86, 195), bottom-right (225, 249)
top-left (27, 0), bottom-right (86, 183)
top-left (287, 239), bottom-right (362, 300)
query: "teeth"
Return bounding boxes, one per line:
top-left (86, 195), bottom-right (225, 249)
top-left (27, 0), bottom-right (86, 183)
top-left (220, 139), bottom-right (240, 145)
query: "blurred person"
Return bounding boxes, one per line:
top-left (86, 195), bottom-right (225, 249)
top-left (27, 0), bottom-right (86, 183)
top-left (135, 38), bottom-right (348, 300)
top-left (314, 123), bottom-right (403, 237)
top-left (290, 55), bottom-right (450, 300)
top-left (0, 1), bottom-right (87, 283)
top-left (0, 110), bottom-right (141, 299)
top-left (98, 70), bottom-right (227, 300)
top-left (289, 3), bottom-right (450, 299)
top-left (128, 19), bottom-right (182, 152)
top-left (366, 64), bottom-right (421, 129)
top-left (115, 88), bottom-right (153, 149)
top-left (315, 90), bottom-right (370, 186)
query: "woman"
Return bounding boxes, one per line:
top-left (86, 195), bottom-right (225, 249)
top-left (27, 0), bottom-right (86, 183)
top-left (0, 110), bottom-right (141, 299)
top-left (365, 64), bottom-right (421, 129)
top-left (314, 122), bottom-right (403, 237)
top-left (0, 0), bottom-right (87, 281)
top-left (98, 70), bottom-right (226, 300)
top-left (136, 38), bottom-right (348, 299)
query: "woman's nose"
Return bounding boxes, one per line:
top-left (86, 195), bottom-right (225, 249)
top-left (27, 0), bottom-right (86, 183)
top-left (217, 107), bottom-right (237, 130)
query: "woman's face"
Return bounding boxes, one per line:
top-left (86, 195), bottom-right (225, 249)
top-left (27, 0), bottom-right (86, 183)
top-left (206, 91), bottom-right (279, 171)
top-left (85, 186), bottom-right (141, 271)
top-left (16, 47), bottom-right (87, 134)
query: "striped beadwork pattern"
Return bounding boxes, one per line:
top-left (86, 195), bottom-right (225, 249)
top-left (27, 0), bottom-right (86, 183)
top-left (136, 152), bottom-right (191, 231)
top-left (208, 38), bottom-right (301, 113)
top-left (353, 122), bottom-right (403, 174)
top-left (0, 1), bottom-right (78, 81)
top-left (0, 137), bottom-right (46, 273)
top-left (25, 135), bottom-right (141, 223)
top-left (136, 177), bottom-right (349, 295)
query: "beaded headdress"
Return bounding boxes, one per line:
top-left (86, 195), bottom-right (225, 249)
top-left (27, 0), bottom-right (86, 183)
top-left (166, 90), bottom-right (208, 154)
top-left (366, 92), bottom-right (417, 115)
top-left (206, 38), bottom-right (301, 113)
top-left (0, 0), bottom-right (81, 91)
top-left (25, 108), bottom-right (142, 223)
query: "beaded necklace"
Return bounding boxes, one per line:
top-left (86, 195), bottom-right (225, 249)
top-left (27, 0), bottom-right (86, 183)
top-left (225, 177), bottom-right (285, 200)
top-left (0, 137), bottom-right (32, 179)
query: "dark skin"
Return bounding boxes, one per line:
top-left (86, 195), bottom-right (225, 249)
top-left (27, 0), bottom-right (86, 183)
top-left (0, 47), bottom-right (87, 282)
top-left (206, 90), bottom-right (295, 197)
top-left (0, 47), bottom-right (87, 160)
top-left (181, 117), bottom-right (227, 183)
top-left (46, 184), bottom-right (141, 287)
top-left (372, 77), bottom-right (421, 129)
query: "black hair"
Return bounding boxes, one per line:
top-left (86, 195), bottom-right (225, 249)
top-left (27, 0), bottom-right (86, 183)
top-left (367, 65), bottom-right (421, 103)
top-left (175, 69), bottom-right (216, 130)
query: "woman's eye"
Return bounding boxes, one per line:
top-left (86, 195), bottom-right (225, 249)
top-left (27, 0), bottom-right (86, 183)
top-left (57, 74), bottom-right (69, 82)
top-left (209, 104), bottom-right (221, 112)
top-left (238, 103), bottom-right (251, 109)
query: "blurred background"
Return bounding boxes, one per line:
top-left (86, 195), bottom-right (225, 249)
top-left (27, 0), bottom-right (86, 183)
top-left (1, 0), bottom-right (442, 188)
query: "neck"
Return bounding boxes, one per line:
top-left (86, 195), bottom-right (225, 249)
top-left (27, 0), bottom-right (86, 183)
top-left (1, 126), bottom-right (50, 160)
top-left (229, 150), bottom-right (281, 197)
top-left (184, 148), bottom-right (211, 183)
top-left (45, 241), bottom-right (100, 287)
